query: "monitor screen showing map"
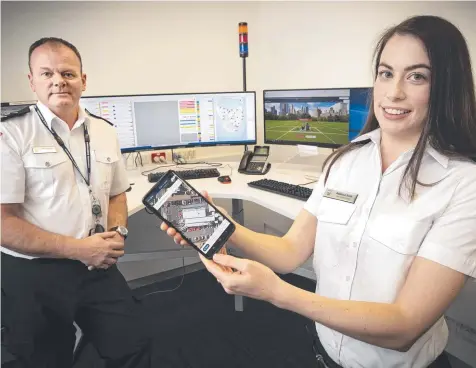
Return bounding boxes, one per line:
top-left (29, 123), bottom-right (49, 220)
top-left (80, 91), bottom-right (257, 152)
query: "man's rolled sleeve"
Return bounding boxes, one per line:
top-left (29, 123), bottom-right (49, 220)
top-left (1, 125), bottom-right (25, 204)
top-left (109, 134), bottom-right (130, 197)
top-left (418, 169), bottom-right (476, 278)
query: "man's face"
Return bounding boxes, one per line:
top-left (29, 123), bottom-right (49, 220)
top-left (28, 43), bottom-right (86, 114)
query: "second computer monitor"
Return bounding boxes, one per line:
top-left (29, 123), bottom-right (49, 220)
top-left (264, 87), bottom-right (372, 148)
top-left (80, 91), bottom-right (257, 152)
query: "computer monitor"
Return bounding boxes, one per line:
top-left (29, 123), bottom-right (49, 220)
top-left (348, 87), bottom-right (372, 141)
top-left (80, 91), bottom-right (257, 152)
top-left (263, 87), bottom-right (372, 148)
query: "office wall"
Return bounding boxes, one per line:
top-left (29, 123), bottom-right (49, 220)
top-left (2, 1), bottom-right (475, 155)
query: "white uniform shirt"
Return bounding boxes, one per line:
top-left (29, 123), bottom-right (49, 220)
top-left (304, 128), bottom-right (476, 368)
top-left (1, 102), bottom-right (129, 259)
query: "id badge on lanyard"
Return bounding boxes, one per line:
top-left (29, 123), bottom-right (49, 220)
top-left (34, 106), bottom-right (105, 236)
top-left (89, 187), bottom-right (105, 235)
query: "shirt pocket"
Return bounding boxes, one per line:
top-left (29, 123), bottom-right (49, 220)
top-left (316, 198), bottom-right (357, 267)
top-left (93, 150), bottom-right (119, 192)
top-left (23, 153), bottom-right (70, 197)
top-left (367, 214), bottom-right (430, 255)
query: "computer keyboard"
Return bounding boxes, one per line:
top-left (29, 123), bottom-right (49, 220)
top-left (147, 168), bottom-right (221, 183)
top-left (247, 178), bottom-right (313, 201)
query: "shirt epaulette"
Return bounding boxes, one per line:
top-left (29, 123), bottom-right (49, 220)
top-left (1, 106), bottom-right (32, 122)
top-left (85, 109), bottom-right (113, 126)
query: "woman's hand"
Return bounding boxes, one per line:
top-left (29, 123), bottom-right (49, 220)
top-left (159, 190), bottom-right (233, 272)
top-left (199, 253), bottom-right (283, 303)
top-left (159, 190), bottom-right (230, 246)
top-left (159, 221), bottom-right (189, 247)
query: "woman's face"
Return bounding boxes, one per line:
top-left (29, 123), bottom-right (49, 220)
top-left (373, 34), bottom-right (431, 141)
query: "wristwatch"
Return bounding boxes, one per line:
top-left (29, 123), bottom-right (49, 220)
top-left (110, 225), bottom-right (128, 239)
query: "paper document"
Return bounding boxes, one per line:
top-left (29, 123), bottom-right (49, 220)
top-left (297, 145), bottom-right (319, 156)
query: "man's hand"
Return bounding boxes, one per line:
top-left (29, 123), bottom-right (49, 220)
top-left (110, 231), bottom-right (125, 244)
top-left (70, 231), bottom-right (125, 269)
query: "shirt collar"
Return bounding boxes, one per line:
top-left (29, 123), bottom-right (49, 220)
top-left (36, 101), bottom-right (88, 131)
top-left (351, 128), bottom-right (381, 145)
top-left (426, 144), bottom-right (449, 168)
top-left (36, 101), bottom-right (56, 130)
top-left (351, 128), bottom-right (449, 168)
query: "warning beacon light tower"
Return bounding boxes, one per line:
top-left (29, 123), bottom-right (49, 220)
top-left (239, 22), bottom-right (249, 92)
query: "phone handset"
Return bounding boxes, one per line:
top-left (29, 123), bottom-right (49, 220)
top-left (238, 151), bottom-right (253, 173)
top-left (261, 162), bottom-right (271, 174)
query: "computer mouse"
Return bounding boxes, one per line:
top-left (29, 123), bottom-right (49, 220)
top-left (218, 175), bottom-right (232, 184)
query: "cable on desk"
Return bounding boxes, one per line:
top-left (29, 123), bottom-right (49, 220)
top-left (203, 162), bottom-right (223, 167)
top-left (296, 180), bottom-right (317, 186)
top-left (141, 164), bottom-right (177, 176)
top-left (134, 152), bottom-right (143, 167)
top-left (176, 161), bottom-right (222, 167)
top-left (223, 164), bottom-right (233, 177)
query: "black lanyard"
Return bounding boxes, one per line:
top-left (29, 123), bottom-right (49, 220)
top-left (34, 106), bottom-right (91, 187)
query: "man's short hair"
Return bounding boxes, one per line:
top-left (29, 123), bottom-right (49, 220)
top-left (28, 37), bottom-right (83, 72)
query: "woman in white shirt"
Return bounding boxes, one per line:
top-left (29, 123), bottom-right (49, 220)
top-left (161, 15), bottom-right (476, 368)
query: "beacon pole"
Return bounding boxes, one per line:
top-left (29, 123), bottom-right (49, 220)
top-left (233, 22), bottom-right (249, 312)
top-left (239, 22), bottom-right (249, 152)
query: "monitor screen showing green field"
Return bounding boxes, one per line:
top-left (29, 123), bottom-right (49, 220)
top-left (264, 88), bottom-right (351, 148)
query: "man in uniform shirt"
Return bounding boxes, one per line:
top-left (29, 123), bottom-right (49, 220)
top-left (1, 37), bottom-right (151, 367)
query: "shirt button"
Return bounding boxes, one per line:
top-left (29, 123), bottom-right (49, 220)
top-left (107, 157), bottom-right (111, 162)
top-left (45, 161), bottom-right (51, 167)
top-left (346, 276), bottom-right (351, 282)
top-left (352, 241), bottom-right (358, 248)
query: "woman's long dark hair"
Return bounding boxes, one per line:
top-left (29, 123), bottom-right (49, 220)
top-left (323, 15), bottom-right (476, 199)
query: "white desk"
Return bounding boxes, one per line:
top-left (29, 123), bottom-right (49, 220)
top-left (125, 162), bottom-right (318, 219)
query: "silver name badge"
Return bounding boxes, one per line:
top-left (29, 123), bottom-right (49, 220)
top-left (32, 146), bottom-right (57, 154)
top-left (323, 189), bottom-right (358, 204)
